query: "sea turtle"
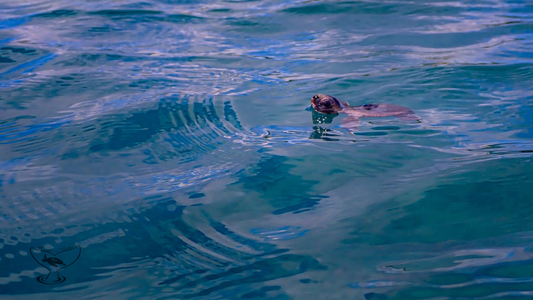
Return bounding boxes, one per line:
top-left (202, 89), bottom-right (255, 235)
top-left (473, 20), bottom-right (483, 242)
top-left (42, 254), bottom-right (65, 268)
top-left (311, 94), bottom-right (418, 128)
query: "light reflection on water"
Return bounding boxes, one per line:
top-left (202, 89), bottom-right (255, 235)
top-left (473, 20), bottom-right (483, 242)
top-left (1, 0), bottom-right (533, 298)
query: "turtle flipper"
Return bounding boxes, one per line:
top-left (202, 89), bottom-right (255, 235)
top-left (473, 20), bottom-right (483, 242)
top-left (341, 115), bottom-right (360, 130)
top-left (353, 103), bottom-right (419, 122)
top-left (395, 112), bottom-right (420, 122)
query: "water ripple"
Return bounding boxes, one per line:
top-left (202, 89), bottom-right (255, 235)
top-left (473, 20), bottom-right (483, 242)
top-left (1, 0), bottom-right (533, 298)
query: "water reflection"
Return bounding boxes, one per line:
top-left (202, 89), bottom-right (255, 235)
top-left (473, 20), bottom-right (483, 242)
top-left (0, 97), bottom-right (250, 240)
top-left (0, 199), bottom-right (325, 298)
top-left (345, 157), bottom-right (533, 299)
top-left (310, 110), bottom-right (339, 140)
top-left (231, 155), bottom-right (329, 214)
top-left (1, 0), bottom-right (533, 298)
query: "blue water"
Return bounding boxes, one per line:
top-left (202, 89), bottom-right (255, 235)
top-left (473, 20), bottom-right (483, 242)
top-left (1, 0), bottom-right (533, 298)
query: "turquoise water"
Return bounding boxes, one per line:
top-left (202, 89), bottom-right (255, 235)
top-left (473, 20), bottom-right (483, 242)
top-left (1, 0), bottom-right (533, 298)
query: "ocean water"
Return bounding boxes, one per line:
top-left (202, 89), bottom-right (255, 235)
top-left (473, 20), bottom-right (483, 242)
top-left (1, 0), bottom-right (533, 298)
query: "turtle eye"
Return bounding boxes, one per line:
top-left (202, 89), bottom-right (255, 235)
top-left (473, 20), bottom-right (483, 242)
top-left (324, 101), bottom-right (332, 108)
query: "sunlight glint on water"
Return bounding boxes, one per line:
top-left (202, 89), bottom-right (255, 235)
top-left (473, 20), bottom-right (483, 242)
top-left (0, 0), bottom-right (533, 298)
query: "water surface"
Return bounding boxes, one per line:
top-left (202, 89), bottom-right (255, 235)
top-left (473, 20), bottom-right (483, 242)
top-left (1, 0), bottom-right (533, 299)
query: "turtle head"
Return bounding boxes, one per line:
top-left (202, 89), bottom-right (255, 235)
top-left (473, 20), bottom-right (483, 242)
top-left (311, 94), bottom-right (345, 114)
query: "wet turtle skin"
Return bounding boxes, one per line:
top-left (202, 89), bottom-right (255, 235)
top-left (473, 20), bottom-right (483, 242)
top-left (311, 94), bottom-right (347, 114)
top-left (310, 94), bottom-right (418, 128)
top-left (42, 254), bottom-right (66, 267)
